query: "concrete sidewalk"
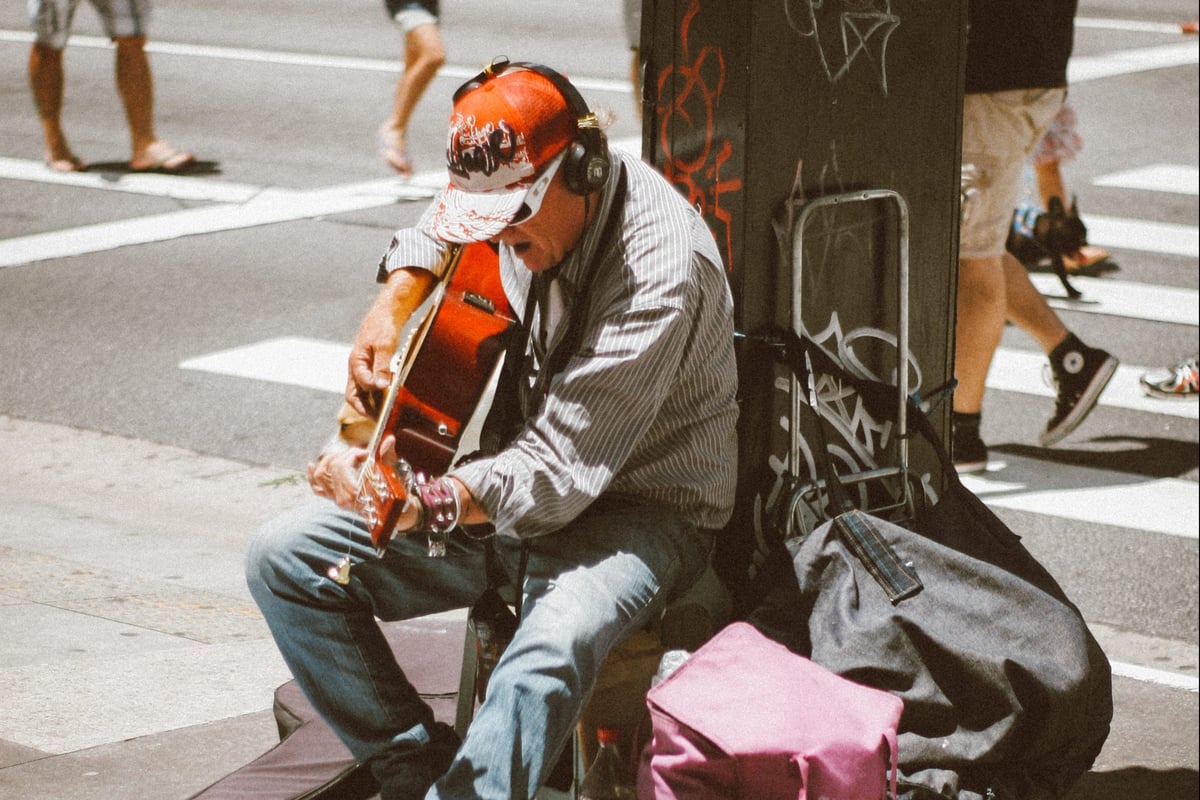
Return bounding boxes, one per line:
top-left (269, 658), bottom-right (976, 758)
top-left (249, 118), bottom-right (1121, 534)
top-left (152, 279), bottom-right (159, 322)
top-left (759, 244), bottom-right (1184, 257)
top-left (0, 414), bottom-right (306, 798)
top-left (0, 414), bottom-right (1196, 799)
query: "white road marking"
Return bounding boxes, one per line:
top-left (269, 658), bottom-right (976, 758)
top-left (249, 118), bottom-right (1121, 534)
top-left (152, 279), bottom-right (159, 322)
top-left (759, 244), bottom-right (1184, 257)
top-left (181, 338), bottom-right (1200, 546)
top-left (181, 337), bottom-right (1200, 423)
top-left (1109, 661), bottom-right (1199, 692)
top-left (1076, 17), bottom-right (1197, 34)
top-left (1094, 164), bottom-right (1200, 196)
top-left (0, 30), bottom-right (633, 95)
top-left (0, 156), bottom-right (264, 202)
top-left (0, 136), bottom-right (641, 268)
top-left (179, 336), bottom-right (350, 394)
top-left (180, 328), bottom-right (1200, 429)
top-left (6, 26), bottom-right (1192, 90)
top-left (0, 178), bottom-right (436, 269)
top-left (1027, 274), bottom-right (1199, 326)
top-left (987, 349), bottom-right (1199, 420)
top-left (1069, 41), bottom-right (1199, 84)
top-left (959, 453), bottom-right (1198, 540)
top-left (1083, 214), bottom-right (1199, 258)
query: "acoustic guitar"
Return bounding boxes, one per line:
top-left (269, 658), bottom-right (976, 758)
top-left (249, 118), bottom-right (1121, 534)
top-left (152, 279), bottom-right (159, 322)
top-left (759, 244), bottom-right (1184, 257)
top-left (356, 242), bottom-right (516, 555)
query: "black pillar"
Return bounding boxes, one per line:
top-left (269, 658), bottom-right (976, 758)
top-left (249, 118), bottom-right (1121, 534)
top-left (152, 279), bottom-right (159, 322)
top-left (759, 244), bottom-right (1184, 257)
top-left (641, 0), bottom-right (967, 604)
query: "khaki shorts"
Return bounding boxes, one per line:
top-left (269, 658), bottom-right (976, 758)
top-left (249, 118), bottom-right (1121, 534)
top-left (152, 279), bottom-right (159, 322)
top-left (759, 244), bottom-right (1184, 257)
top-left (29, 0), bottom-right (149, 49)
top-left (959, 88), bottom-right (1066, 259)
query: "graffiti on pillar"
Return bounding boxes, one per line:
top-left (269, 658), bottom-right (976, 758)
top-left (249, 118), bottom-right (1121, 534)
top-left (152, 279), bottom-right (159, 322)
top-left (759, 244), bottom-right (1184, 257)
top-left (783, 0), bottom-right (900, 95)
top-left (656, 0), bottom-right (742, 273)
top-left (778, 310), bottom-right (927, 481)
top-left (749, 310), bottom-right (936, 563)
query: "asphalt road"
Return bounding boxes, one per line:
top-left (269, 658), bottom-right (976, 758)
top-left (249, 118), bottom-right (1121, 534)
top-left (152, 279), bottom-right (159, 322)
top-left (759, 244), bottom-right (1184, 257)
top-left (0, 0), bottom-right (1196, 797)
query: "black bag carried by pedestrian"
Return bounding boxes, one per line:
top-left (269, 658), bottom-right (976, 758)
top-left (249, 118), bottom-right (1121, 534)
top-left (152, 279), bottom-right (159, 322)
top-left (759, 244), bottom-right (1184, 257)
top-left (753, 331), bottom-right (1112, 800)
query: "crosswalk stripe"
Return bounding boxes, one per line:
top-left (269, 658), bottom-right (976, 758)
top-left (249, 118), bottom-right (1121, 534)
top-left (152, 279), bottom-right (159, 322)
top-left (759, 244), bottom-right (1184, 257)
top-left (1108, 661), bottom-right (1200, 692)
top-left (0, 139), bottom-right (640, 269)
top-left (1069, 41), bottom-right (1199, 84)
top-left (1028, 273), bottom-right (1199, 326)
top-left (180, 338), bottom-right (1199, 542)
top-left (1076, 17), bottom-right (1197, 35)
top-left (1082, 214), bottom-right (1199, 258)
top-left (0, 156), bottom-right (263, 202)
top-left (0, 30), bottom-right (633, 96)
top-left (959, 453), bottom-right (1197, 540)
top-left (0, 181), bottom-right (434, 269)
top-left (181, 338), bottom-right (1200, 423)
top-left (6, 26), bottom-right (1191, 89)
top-left (0, 195), bottom-right (1184, 272)
top-left (1094, 164), bottom-right (1200, 196)
top-left (179, 336), bottom-right (349, 395)
top-left (988, 349), bottom-right (1199, 420)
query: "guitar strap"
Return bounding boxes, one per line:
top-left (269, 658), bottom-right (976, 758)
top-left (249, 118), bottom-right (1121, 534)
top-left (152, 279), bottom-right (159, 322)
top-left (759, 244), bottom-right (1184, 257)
top-left (469, 164), bottom-right (628, 623)
top-left (476, 164), bottom-right (629, 452)
top-left (525, 164), bottom-right (629, 412)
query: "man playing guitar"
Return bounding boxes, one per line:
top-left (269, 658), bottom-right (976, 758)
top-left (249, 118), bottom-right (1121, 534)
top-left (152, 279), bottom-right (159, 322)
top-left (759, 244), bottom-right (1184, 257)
top-left (246, 58), bottom-right (738, 800)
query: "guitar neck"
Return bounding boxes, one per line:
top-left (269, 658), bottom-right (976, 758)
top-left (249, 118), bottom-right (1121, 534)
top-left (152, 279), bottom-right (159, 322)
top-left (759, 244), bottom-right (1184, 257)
top-left (364, 244), bottom-right (465, 459)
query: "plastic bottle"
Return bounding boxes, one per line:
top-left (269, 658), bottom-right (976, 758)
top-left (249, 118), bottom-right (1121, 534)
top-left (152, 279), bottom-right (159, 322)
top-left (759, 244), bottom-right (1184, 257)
top-left (577, 726), bottom-right (635, 800)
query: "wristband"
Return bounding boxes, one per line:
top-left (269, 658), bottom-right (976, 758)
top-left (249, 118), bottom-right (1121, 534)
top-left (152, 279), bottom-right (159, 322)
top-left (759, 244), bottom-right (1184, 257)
top-left (409, 474), bottom-right (460, 557)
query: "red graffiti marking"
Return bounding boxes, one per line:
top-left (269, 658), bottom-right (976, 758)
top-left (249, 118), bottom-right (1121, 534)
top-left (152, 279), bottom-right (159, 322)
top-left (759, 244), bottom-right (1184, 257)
top-left (656, 0), bottom-right (742, 273)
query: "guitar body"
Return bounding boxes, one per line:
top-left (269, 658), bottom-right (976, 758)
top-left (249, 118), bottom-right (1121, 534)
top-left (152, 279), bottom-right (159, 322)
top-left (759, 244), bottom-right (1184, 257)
top-left (358, 243), bottom-right (516, 550)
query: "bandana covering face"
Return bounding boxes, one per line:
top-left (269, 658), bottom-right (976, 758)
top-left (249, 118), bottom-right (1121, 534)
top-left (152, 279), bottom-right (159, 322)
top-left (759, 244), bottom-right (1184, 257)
top-left (427, 68), bottom-right (576, 243)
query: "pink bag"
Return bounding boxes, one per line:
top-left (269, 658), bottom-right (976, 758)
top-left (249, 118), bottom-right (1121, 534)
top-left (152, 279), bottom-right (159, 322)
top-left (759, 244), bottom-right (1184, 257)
top-left (637, 622), bottom-right (902, 799)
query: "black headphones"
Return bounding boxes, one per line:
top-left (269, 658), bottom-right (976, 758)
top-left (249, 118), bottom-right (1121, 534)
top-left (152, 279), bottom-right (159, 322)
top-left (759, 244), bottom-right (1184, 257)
top-left (453, 57), bottom-right (611, 196)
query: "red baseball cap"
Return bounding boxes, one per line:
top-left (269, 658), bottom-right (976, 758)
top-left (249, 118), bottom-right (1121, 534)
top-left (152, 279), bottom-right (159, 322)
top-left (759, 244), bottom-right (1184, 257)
top-left (426, 67), bottom-right (576, 243)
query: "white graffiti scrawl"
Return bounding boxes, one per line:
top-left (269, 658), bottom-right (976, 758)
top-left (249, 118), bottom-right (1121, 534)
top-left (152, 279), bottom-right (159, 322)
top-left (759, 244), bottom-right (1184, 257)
top-left (784, 0), bottom-right (900, 95)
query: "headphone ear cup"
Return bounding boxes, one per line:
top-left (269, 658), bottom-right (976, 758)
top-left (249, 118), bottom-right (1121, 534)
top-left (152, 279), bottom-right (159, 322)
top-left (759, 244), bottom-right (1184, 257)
top-left (564, 129), bottom-right (611, 195)
top-left (562, 140), bottom-right (588, 195)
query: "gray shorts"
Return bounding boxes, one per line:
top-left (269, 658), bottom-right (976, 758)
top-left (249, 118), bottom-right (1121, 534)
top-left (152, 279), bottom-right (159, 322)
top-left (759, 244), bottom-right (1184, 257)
top-left (385, 0), bottom-right (438, 34)
top-left (29, 0), bottom-right (149, 49)
top-left (959, 87), bottom-right (1066, 259)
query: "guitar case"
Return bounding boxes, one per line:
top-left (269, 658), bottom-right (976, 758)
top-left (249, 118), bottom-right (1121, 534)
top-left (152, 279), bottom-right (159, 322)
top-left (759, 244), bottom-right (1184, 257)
top-left (186, 616), bottom-right (466, 800)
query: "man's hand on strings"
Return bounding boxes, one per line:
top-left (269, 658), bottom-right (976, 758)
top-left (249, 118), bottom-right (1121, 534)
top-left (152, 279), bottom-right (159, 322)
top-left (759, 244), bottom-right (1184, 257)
top-left (346, 267), bottom-right (436, 418)
top-left (307, 446), bottom-right (367, 512)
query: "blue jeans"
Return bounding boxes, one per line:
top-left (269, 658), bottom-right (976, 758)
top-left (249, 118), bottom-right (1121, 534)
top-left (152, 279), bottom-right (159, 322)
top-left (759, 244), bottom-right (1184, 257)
top-left (245, 497), bottom-right (711, 800)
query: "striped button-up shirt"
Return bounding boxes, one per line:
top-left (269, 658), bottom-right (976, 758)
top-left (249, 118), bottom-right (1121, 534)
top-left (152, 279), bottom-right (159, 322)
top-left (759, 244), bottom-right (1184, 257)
top-left (379, 148), bottom-right (738, 537)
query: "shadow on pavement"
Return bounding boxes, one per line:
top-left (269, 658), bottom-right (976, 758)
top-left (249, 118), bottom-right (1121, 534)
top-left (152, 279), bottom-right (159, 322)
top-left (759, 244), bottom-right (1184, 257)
top-left (1066, 767), bottom-right (1199, 800)
top-left (997, 434), bottom-right (1200, 480)
top-left (84, 159), bottom-right (224, 177)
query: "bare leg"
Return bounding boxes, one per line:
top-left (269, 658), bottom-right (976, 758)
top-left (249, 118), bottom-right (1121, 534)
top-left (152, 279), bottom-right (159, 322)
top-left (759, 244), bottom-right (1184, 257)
top-left (1033, 158), bottom-right (1067, 209)
top-left (953, 254), bottom-right (1008, 415)
top-left (117, 36), bottom-right (192, 170)
top-left (29, 42), bottom-right (84, 170)
top-left (954, 250), bottom-right (1069, 416)
top-left (380, 23), bottom-right (445, 175)
top-left (1002, 251), bottom-right (1068, 352)
top-left (114, 36), bottom-right (155, 157)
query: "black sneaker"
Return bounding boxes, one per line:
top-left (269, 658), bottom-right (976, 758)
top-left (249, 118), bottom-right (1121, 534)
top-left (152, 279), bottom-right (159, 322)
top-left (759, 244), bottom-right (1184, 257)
top-left (1039, 335), bottom-right (1118, 447)
top-left (952, 415), bottom-right (989, 474)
